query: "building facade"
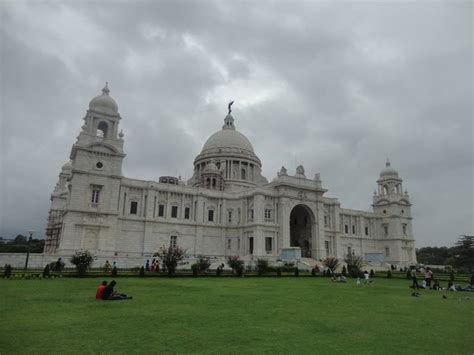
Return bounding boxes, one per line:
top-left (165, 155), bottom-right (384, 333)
top-left (44, 85), bottom-right (417, 267)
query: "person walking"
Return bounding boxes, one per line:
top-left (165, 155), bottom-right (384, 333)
top-left (424, 267), bottom-right (433, 288)
top-left (411, 266), bottom-right (419, 289)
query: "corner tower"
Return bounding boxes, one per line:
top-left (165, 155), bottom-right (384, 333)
top-left (46, 84), bottom-right (126, 255)
top-left (372, 160), bottom-right (416, 264)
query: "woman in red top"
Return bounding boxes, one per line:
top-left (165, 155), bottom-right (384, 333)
top-left (95, 281), bottom-right (107, 299)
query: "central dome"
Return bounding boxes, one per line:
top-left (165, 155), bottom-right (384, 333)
top-left (199, 114), bottom-right (257, 160)
top-left (202, 129), bottom-right (255, 154)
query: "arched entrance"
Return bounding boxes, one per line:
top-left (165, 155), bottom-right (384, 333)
top-left (290, 204), bottom-right (313, 257)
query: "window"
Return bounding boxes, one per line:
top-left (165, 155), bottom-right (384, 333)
top-left (345, 225), bottom-right (349, 234)
top-left (171, 206), bottom-right (178, 218)
top-left (95, 162), bottom-right (103, 169)
top-left (248, 209), bottom-right (254, 221)
top-left (228, 210), bottom-right (232, 223)
top-left (264, 209), bottom-right (272, 221)
top-left (184, 207), bottom-right (190, 219)
top-left (383, 210), bottom-right (387, 214)
top-left (402, 224), bottom-right (407, 235)
top-left (227, 239), bottom-right (232, 249)
top-left (208, 209), bottom-right (214, 222)
top-left (91, 189), bottom-right (100, 204)
top-left (352, 225), bottom-right (356, 234)
top-left (97, 121), bottom-right (108, 138)
top-left (249, 237), bottom-right (254, 254)
top-left (324, 215), bottom-right (328, 227)
top-left (130, 201), bottom-right (138, 215)
top-left (325, 241), bottom-right (330, 256)
top-left (158, 204), bottom-right (165, 217)
top-left (265, 237), bottom-right (272, 254)
top-left (383, 224), bottom-right (388, 236)
top-left (365, 226), bottom-right (369, 236)
top-left (170, 235), bottom-right (177, 248)
top-left (385, 247), bottom-right (390, 257)
top-left (241, 169), bottom-right (246, 180)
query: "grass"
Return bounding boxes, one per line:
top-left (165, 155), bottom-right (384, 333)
top-left (1, 277), bottom-right (473, 354)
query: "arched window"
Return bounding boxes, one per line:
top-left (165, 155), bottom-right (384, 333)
top-left (212, 178), bottom-right (216, 187)
top-left (241, 168), bottom-right (246, 180)
top-left (97, 121), bottom-right (108, 138)
top-left (206, 178), bottom-right (211, 187)
top-left (383, 185), bottom-right (389, 195)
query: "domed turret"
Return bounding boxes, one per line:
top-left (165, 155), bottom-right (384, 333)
top-left (380, 159), bottom-right (399, 178)
top-left (89, 83), bottom-right (119, 115)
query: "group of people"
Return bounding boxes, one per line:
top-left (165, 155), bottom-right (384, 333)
top-left (410, 266), bottom-right (474, 292)
top-left (95, 280), bottom-right (132, 301)
top-left (145, 259), bottom-right (160, 272)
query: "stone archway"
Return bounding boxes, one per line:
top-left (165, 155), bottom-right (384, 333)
top-left (290, 204), bottom-right (313, 258)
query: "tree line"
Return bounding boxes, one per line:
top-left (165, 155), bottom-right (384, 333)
top-left (0, 235), bottom-right (45, 253)
top-left (416, 235), bottom-right (473, 272)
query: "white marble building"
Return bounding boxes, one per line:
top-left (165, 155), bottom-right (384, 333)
top-left (44, 85), bottom-right (417, 267)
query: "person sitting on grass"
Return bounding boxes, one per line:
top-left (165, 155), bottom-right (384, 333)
top-left (101, 280), bottom-right (132, 300)
top-left (432, 279), bottom-right (442, 291)
top-left (96, 281), bottom-right (107, 300)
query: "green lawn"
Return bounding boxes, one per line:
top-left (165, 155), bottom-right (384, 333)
top-left (0, 277), bottom-right (473, 354)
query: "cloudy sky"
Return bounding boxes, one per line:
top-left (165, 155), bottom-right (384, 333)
top-left (0, 1), bottom-right (472, 247)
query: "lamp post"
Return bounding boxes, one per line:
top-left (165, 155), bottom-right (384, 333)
top-left (24, 230), bottom-right (34, 271)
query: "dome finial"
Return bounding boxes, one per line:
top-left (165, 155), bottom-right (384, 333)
top-left (386, 158), bottom-right (391, 167)
top-left (102, 82), bottom-right (110, 95)
top-left (228, 100), bottom-right (234, 115)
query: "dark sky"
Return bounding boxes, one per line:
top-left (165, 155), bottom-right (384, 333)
top-left (0, 1), bottom-right (472, 247)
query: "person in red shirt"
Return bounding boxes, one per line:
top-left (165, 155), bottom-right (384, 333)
top-left (96, 281), bottom-right (107, 300)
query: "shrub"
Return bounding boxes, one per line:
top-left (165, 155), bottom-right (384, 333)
top-left (42, 264), bottom-right (50, 278)
top-left (341, 265), bottom-right (347, 277)
top-left (3, 264), bottom-right (12, 278)
top-left (236, 264), bottom-right (244, 277)
top-left (387, 270), bottom-right (392, 278)
top-left (191, 263), bottom-right (199, 277)
top-left (294, 267), bottom-right (299, 277)
top-left (111, 266), bottom-right (118, 277)
top-left (70, 250), bottom-right (94, 277)
top-left (195, 256), bottom-right (211, 273)
top-left (227, 256), bottom-right (244, 274)
top-left (277, 268), bottom-right (282, 277)
top-left (322, 256), bottom-right (339, 276)
top-left (139, 266), bottom-right (145, 277)
top-left (370, 269), bottom-right (375, 278)
top-left (344, 253), bottom-right (365, 278)
top-left (50, 259), bottom-right (65, 272)
top-left (311, 268), bottom-right (316, 277)
top-left (256, 259), bottom-right (269, 276)
top-left (154, 245), bottom-right (187, 276)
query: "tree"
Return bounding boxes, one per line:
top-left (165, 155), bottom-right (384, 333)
top-left (154, 245), bottom-right (186, 276)
top-left (344, 253), bottom-right (365, 278)
top-left (256, 258), bottom-right (269, 276)
top-left (322, 256), bottom-right (339, 276)
top-left (195, 255), bottom-right (211, 273)
top-left (14, 235), bottom-right (27, 244)
top-left (452, 235), bottom-right (474, 272)
top-left (70, 250), bottom-right (94, 277)
top-left (227, 255), bottom-right (244, 276)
